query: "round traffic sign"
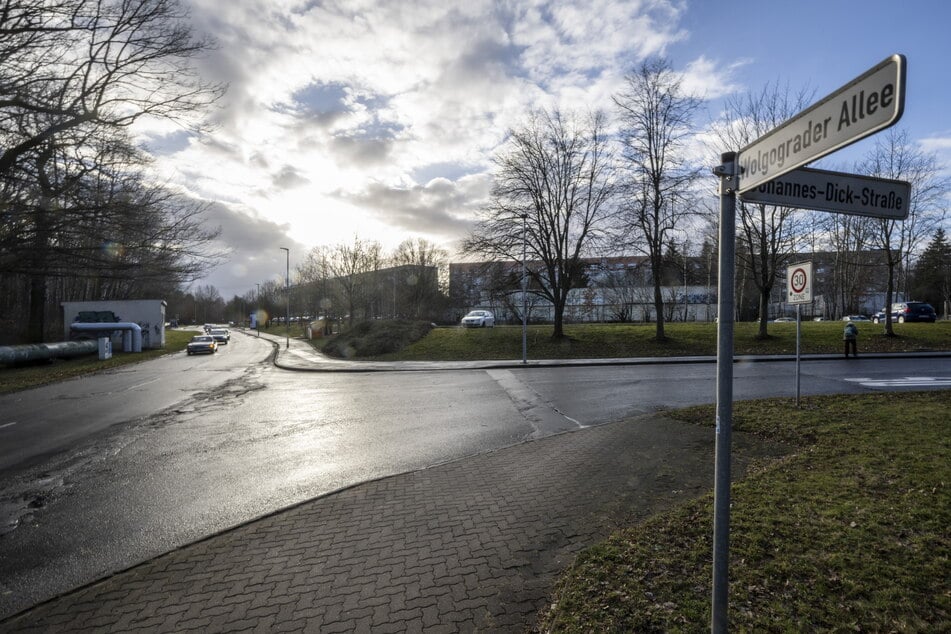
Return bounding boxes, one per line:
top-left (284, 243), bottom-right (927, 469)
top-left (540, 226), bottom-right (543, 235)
top-left (790, 267), bottom-right (808, 294)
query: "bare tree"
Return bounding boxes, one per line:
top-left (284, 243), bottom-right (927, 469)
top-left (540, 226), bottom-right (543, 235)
top-left (0, 0), bottom-right (224, 342)
top-left (709, 81), bottom-right (814, 336)
top-left (858, 128), bottom-right (949, 335)
top-left (0, 0), bottom-right (224, 177)
top-left (463, 108), bottom-right (616, 339)
top-left (296, 245), bottom-right (337, 329)
top-left (822, 213), bottom-right (878, 318)
top-left (613, 57), bottom-right (703, 340)
top-left (3, 132), bottom-right (220, 341)
top-left (326, 236), bottom-right (383, 328)
top-left (390, 238), bottom-right (448, 320)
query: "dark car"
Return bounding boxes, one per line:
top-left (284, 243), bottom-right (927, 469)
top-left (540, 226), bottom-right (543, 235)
top-left (872, 302), bottom-right (937, 323)
top-left (893, 302), bottom-right (937, 323)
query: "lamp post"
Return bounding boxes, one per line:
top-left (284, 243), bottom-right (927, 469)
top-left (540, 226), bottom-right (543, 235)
top-left (521, 213), bottom-right (528, 364)
top-left (280, 247), bottom-right (289, 349)
top-left (255, 283), bottom-right (261, 337)
top-left (683, 239), bottom-right (689, 323)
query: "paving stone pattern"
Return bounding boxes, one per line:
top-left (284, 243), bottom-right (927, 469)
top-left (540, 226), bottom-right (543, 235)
top-left (2, 416), bottom-right (774, 633)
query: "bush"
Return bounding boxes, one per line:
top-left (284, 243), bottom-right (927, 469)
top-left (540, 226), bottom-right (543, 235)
top-left (321, 320), bottom-right (434, 359)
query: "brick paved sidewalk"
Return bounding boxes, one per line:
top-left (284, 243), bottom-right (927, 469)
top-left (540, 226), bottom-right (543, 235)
top-left (2, 415), bottom-right (779, 632)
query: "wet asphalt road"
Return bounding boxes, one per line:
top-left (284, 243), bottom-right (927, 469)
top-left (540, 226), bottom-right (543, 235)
top-left (0, 330), bottom-right (948, 618)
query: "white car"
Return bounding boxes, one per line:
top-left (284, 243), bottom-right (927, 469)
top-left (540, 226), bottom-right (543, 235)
top-left (461, 310), bottom-right (495, 328)
top-left (209, 328), bottom-right (230, 343)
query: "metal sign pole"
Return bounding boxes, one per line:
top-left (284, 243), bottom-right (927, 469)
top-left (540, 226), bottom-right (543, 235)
top-left (796, 304), bottom-right (802, 407)
top-left (712, 151), bottom-right (737, 632)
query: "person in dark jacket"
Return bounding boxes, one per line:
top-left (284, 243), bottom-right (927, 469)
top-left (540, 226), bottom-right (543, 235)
top-left (843, 321), bottom-right (858, 358)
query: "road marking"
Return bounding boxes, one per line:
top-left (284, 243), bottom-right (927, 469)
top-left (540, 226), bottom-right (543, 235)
top-left (487, 369), bottom-right (584, 435)
top-left (123, 377), bottom-right (162, 392)
top-left (0, 422), bottom-right (17, 430)
top-left (845, 376), bottom-right (951, 388)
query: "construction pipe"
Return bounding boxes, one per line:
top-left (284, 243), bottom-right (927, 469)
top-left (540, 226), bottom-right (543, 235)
top-left (0, 340), bottom-right (98, 364)
top-left (69, 322), bottom-right (142, 352)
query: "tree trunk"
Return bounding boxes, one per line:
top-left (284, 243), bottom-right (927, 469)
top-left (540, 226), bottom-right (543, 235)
top-left (551, 294), bottom-right (565, 339)
top-left (757, 290), bottom-right (769, 338)
top-left (651, 254), bottom-right (666, 340)
top-left (883, 252), bottom-right (896, 336)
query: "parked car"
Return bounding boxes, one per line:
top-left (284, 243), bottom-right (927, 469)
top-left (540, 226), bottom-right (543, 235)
top-left (210, 328), bottom-right (230, 343)
top-left (75, 310), bottom-right (120, 323)
top-left (460, 310), bottom-right (495, 328)
top-left (842, 315), bottom-right (870, 321)
top-left (772, 317), bottom-right (795, 323)
top-left (891, 301), bottom-right (937, 323)
top-left (872, 302), bottom-right (937, 323)
top-left (187, 335), bottom-right (218, 355)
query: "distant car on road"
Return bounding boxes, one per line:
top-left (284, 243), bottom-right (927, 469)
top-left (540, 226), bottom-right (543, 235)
top-left (772, 317), bottom-right (795, 323)
top-left (210, 328), bottom-right (230, 344)
top-left (461, 310), bottom-right (495, 328)
top-left (843, 315), bottom-right (870, 321)
top-left (187, 335), bottom-right (218, 355)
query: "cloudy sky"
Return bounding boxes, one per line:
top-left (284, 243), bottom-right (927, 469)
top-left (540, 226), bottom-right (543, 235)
top-left (132, 0), bottom-right (951, 298)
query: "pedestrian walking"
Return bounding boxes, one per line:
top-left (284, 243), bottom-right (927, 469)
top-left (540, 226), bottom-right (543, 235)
top-left (843, 321), bottom-right (858, 358)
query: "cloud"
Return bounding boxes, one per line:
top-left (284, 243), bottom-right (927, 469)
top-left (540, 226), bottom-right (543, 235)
top-left (335, 173), bottom-right (492, 239)
top-left (271, 164), bottom-right (311, 190)
top-left (164, 0), bottom-right (701, 288)
top-left (198, 200), bottom-right (309, 296)
top-left (681, 56), bottom-right (747, 100)
top-left (920, 135), bottom-right (951, 152)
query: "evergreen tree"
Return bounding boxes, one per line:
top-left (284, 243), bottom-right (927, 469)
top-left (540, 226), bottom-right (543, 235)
top-left (911, 228), bottom-right (951, 316)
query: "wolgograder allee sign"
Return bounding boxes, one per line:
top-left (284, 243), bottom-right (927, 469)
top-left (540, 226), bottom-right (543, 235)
top-left (737, 54), bottom-right (906, 194)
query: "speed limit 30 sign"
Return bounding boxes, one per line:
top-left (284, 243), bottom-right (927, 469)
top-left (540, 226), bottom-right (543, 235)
top-left (787, 262), bottom-right (813, 304)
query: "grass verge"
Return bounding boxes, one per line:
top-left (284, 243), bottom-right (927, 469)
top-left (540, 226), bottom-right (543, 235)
top-left (539, 391), bottom-right (951, 631)
top-left (378, 321), bottom-right (951, 361)
top-left (0, 329), bottom-right (194, 395)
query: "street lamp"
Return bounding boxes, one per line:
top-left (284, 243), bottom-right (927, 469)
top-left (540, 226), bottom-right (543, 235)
top-left (280, 247), bottom-right (289, 349)
top-left (255, 283), bottom-right (261, 337)
top-left (521, 213), bottom-right (528, 364)
top-left (683, 239), bottom-right (690, 323)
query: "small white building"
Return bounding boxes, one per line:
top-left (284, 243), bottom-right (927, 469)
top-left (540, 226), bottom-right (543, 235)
top-left (61, 300), bottom-right (167, 349)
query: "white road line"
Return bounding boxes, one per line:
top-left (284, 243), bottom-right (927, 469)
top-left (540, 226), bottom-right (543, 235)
top-left (845, 376), bottom-right (951, 388)
top-left (123, 377), bottom-right (162, 392)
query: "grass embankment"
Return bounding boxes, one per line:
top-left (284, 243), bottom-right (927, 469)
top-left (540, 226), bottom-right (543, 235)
top-left (373, 320), bottom-right (951, 361)
top-left (0, 329), bottom-right (194, 395)
top-left (540, 391), bottom-right (950, 631)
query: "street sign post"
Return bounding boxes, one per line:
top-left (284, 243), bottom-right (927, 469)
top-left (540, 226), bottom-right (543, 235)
top-left (711, 53), bottom-right (907, 634)
top-left (787, 262), bottom-right (813, 409)
top-left (740, 167), bottom-right (911, 220)
top-left (737, 54), bottom-right (905, 194)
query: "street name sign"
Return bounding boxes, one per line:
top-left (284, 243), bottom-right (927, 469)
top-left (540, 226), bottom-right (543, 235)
top-left (737, 54), bottom-right (906, 194)
top-left (739, 166), bottom-right (911, 219)
top-left (786, 262), bottom-right (813, 305)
